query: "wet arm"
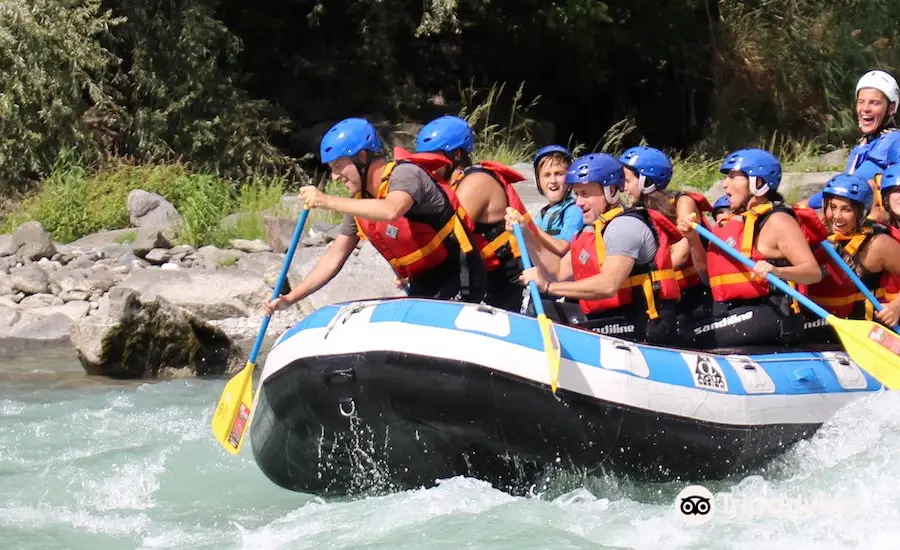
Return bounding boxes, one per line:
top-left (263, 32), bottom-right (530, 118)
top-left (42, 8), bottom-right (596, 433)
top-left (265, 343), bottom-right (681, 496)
top-left (283, 234), bottom-right (358, 304)
top-left (325, 191), bottom-right (414, 222)
top-left (771, 214), bottom-right (824, 285)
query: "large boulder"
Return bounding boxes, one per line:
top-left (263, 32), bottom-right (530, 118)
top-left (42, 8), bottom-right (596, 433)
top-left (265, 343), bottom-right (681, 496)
top-left (11, 221), bottom-right (56, 261)
top-left (127, 189), bottom-right (183, 230)
top-left (115, 268), bottom-right (272, 319)
top-left (70, 287), bottom-right (244, 378)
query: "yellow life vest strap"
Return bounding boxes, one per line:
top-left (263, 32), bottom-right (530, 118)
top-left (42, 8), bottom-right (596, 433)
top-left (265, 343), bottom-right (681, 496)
top-left (739, 202), bottom-right (774, 257)
top-left (356, 161), bottom-right (475, 259)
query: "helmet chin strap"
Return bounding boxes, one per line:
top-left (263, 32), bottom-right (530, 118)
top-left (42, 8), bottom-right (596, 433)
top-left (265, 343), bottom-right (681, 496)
top-left (354, 154), bottom-right (373, 198)
top-left (640, 175), bottom-right (656, 195)
top-left (748, 176), bottom-right (770, 197)
top-left (604, 186), bottom-right (621, 205)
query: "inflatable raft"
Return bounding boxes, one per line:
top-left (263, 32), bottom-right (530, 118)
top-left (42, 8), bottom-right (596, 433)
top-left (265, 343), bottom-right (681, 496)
top-left (248, 297), bottom-right (883, 497)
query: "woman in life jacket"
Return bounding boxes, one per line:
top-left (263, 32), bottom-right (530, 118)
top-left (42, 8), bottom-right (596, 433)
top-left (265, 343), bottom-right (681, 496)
top-left (532, 145), bottom-right (583, 253)
top-left (264, 117), bottom-right (481, 316)
top-left (676, 148), bottom-right (823, 350)
top-left (804, 173), bottom-right (900, 342)
top-left (619, 145), bottom-right (713, 327)
top-left (505, 153), bottom-right (681, 345)
top-left (846, 70), bottom-right (900, 222)
top-left (711, 195), bottom-right (733, 225)
top-left (415, 115), bottom-right (531, 312)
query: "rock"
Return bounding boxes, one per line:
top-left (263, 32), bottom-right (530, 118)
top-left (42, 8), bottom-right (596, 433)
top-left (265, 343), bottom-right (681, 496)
top-left (264, 216), bottom-right (298, 253)
top-left (169, 244), bottom-right (195, 261)
top-left (144, 248), bottom-right (171, 265)
top-left (70, 287), bottom-right (244, 378)
top-left (59, 289), bottom-right (92, 302)
top-left (0, 273), bottom-right (12, 295)
top-left (9, 266), bottom-right (50, 295)
top-left (0, 296), bottom-right (18, 308)
top-left (132, 228), bottom-right (173, 258)
top-left (68, 256), bottom-right (95, 270)
top-left (37, 257), bottom-right (62, 270)
top-left (70, 229), bottom-right (139, 247)
top-left (229, 239), bottom-right (272, 254)
top-left (10, 292), bottom-right (24, 303)
top-left (4, 312), bottom-right (72, 343)
top-left (31, 300), bottom-right (91, 320)
top-left (18, 293), bottom-right (60, 308)
top-left (0, 234), bottom-right (15, 257)
top-left (160, 262), bottom-right (181, 271)
top-left (197, 246), bottom-right (245, 270)
top-left (289, 241), bottom-right (403, 312)
top-left (12, 221), bottom-right (56, 261)
top-left (116, 269), bottom-right (272, 320)
top-left (127, 189), bottom-right (183, 230)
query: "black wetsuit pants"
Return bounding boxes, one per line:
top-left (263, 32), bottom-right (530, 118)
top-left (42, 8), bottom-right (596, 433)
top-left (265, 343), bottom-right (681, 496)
top-left (680, 295), bottom-right (803, 350)
top-left (528, 299), bottom-right (678, 346)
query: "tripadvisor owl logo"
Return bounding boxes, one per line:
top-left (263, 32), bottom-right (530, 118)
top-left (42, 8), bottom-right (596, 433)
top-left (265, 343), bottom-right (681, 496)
top-left (675, 485), bottom-right (715, 526)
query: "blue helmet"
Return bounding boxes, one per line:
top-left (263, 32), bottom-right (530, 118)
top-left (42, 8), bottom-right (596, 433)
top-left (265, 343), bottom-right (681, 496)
top-left (619, 146), bottom-right (674, 191)
top-left (320, 118), bottom-right (383, 164)
top-left (565, 154), bottom-right (624, 187)
top-left (712, 195), bottom-right (731, 211)
top-left (416, 115), bottom-right (475, 153)
top-left (533, 145), bottom-right (573, 171)
top-left (882, 163), bottom-right (900, 195)
top-left (719, 148), bottom-right (782, 195)
top-left (806, 191), bottom-right (824, 210)
top-left (822, 173), bottom-right (873, 213)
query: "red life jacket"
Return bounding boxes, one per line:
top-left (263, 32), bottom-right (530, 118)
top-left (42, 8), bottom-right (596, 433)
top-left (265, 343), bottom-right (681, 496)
top-left (672, 191), bottom-right (713, 291)
top-left (570, 207), bottom-right (681, 318)
top-left (806, 225), bottom-right (890, 320)
top-left (451, 161), bottom-right (533, 277)
top-left (881, 224), bottom-right (900, 303)
top-left (707, 202), bottom-right (806, 312)
top-left (354, 152), bottom-right (476, 280)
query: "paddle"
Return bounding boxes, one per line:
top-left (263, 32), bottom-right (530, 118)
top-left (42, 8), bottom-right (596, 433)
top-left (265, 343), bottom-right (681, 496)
top-left (211, 206), bottom-right (311, 454)
top-left (819, 240), bottom-right (900, 334)
top-left (511, 222), bottom-right (562, 393)
top-left (691, 221), bottom-right (900, 390)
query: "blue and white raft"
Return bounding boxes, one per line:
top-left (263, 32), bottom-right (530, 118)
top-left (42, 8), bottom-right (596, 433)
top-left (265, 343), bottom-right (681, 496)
top-left (248, 297), bottom-right (883, 497)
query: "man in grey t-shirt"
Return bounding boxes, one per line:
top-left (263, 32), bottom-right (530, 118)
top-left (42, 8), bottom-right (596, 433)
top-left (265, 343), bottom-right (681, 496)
top-left (263, 118), bottom-right (482, 317)
top-left (502, 152), bottom-right (678, 346)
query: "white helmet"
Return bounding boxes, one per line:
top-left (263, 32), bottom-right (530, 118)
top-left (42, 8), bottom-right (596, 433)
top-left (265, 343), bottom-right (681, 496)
top-left (856, 70), bottom-right (900, 115)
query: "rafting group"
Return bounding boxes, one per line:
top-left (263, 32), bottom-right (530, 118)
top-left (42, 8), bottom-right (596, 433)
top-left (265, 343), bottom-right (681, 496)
top-left (262, 69), bottom-right (900, 352)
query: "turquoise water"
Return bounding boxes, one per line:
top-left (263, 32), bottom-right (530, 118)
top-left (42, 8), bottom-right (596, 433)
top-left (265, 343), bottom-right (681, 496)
top-left (2, 347), bottom-right (900, 549)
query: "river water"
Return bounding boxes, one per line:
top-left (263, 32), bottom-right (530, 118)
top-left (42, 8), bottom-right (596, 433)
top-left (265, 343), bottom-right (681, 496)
top-left (1, 345), bottom-right (899, 550)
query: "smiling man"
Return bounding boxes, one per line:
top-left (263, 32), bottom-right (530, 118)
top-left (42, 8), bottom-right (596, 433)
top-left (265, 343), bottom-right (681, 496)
top-left (263, 117), bottom-right (485, 316)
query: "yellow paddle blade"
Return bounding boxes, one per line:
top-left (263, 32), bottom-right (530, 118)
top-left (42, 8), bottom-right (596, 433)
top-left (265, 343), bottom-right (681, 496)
top-left (211, 361), bottom-right (255, 455)
top-left (828, 316), bottom-right (900, 389)
top-left (537, 314), bottom-right (562, 393)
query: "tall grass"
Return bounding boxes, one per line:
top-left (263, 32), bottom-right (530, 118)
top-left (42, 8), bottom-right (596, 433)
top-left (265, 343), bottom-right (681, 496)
top-left (458, 81), bottom-right (539, 166)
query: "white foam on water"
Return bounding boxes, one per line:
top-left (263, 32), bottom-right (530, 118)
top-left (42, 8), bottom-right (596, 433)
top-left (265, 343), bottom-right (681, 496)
top-left (3, 354), bottom-right (900, 550)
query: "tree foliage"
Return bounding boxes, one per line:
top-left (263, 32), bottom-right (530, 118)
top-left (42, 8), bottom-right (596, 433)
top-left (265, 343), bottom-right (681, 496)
top-left (4, 0), bottom-right (900, 193)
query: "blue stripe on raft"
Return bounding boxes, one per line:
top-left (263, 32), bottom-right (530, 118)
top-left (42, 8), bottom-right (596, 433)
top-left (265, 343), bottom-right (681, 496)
top-left (273, 298), bottom-right (883, 394)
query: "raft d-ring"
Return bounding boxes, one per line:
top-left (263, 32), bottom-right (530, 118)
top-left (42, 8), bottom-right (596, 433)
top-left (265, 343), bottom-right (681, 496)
top-left (339, 398), bottom-right (356, 418)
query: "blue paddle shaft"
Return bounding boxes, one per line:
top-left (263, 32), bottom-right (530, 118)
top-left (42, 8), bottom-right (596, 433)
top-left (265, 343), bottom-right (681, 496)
top-left (512, 222), bottom-right (547, 317)
top-left (248, 207), bottom-right (311, 363)
top-left (820, 240), bottom-right (900, 333)
top-left (691, 223), bottom-right (832, 321)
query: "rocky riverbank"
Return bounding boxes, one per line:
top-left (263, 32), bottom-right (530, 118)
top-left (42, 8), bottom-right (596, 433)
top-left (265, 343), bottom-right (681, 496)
top-left (0, 163), bottom-right (836, 376)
